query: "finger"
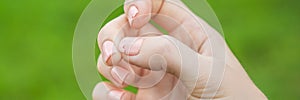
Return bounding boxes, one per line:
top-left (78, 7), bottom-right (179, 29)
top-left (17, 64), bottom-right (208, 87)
top-left (124, 0), bottom-right (214, 52)
top-left (152, 0), bottom-right (210, 52)
top-left (135, 73), bottom-right (189, 100)
top-left (98, 14), bottom-right (129, 66)
top-left (97, 54), bottom-right (128, 88)
top-left (98, 14), bottom-right (165, 87)
top-left (112, 57), bottom-right (166, 89)
top-left (124, 0), bottom-right (161, 29)
top-left (118, 35), bottom-right (212, 91)
top-left (98, 15), bottom-right (162, 66)
top-left (98, 54), bottom-right (156, 88)
top-left (118, 35), bottom-right (185, 74)
top-left (92, 82), bottom-right (136, 100)
top-left (137, 22), bottom-right (163, 37)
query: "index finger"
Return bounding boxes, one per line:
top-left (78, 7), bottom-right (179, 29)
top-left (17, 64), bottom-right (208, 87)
top-left (98, 14), bottom-right (164, 66)
top-left (124, 0), bottom-right (213, 52)
top-left (98, 14), bottom-right (128, 66)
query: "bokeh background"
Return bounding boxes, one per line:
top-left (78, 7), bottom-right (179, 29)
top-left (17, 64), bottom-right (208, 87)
top-left (0, 0), bottom-right (299, 100)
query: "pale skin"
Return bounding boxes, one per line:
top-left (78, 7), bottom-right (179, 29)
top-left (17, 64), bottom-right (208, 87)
top-left (93, 0), bottom-right (267, 100)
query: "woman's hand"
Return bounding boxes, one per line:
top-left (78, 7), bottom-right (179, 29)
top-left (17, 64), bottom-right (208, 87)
top-left (93, 0), bottom-right (267, 99)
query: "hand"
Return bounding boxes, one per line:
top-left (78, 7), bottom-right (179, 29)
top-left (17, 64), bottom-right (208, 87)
top-left (93, 0), bottom-right (267, 100)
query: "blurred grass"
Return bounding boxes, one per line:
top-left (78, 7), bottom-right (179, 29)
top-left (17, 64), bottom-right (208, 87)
top-left (0, 0), bottom-right (89, 99)
top-left (209, 0), bottom-right (300, 99)
top-left (0, 0), bottom-right (299, 100)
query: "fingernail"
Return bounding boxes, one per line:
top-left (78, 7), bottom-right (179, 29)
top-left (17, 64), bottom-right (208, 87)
top-left (128, 6), bottom-right (139, 26)
top-left (108, 90), bottom-right (124, 100)
top-left (102, 41), bottom-right (116, 66)
top-left (111, 67), bottom-right (129, 85)
top-left (119, 38), bottom-right (144, 56)
top-left (127, 38), bottom-right (143, 56)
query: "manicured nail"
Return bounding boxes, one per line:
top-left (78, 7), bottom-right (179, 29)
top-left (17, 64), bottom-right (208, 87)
top-left (128, 6), bottom-right (139, 26)
top-left (108, 90), bottom-right (124, 100)
top-left (111, 67), bottom-right (129, 85)
top-left (119, 38), bottom-right (144, 56)
top-left (102, 41), bottom-right (116, 66)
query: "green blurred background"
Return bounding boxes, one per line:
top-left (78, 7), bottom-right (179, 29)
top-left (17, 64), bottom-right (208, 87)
top-left (0, 0), bottom-right (299, 100)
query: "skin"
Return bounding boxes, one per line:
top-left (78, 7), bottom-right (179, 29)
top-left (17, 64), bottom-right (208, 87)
top-left (93, 0), bottom-right (267, 100)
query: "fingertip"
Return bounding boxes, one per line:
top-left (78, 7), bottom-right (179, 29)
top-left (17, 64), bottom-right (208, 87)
top-left (125, 0), bottom-right (152, 29)
top-left (108, 89), bottom-right (125, 100)
top-left (127, 5), bottom-right (138, 26)
top-left (92, 82), bottom-right (113, 100)
top-left (110, 67), bottom-right (130, 87)
top-left (131, 13), bottom-right (152, 29)
top-left (93, 82), bottom-right (133, 100)
top-left (119, 37), bottom-right (144, 56)
top-left (108, 89), bottom-right (136, 100)
top-left (121, 91), bottom-right (136, 100)
top-left (97, 55), bottom-right (128, 88)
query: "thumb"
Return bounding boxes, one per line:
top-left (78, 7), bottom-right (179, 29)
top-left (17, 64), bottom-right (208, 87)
top-left (118, 35), bottom-right (210, 91)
